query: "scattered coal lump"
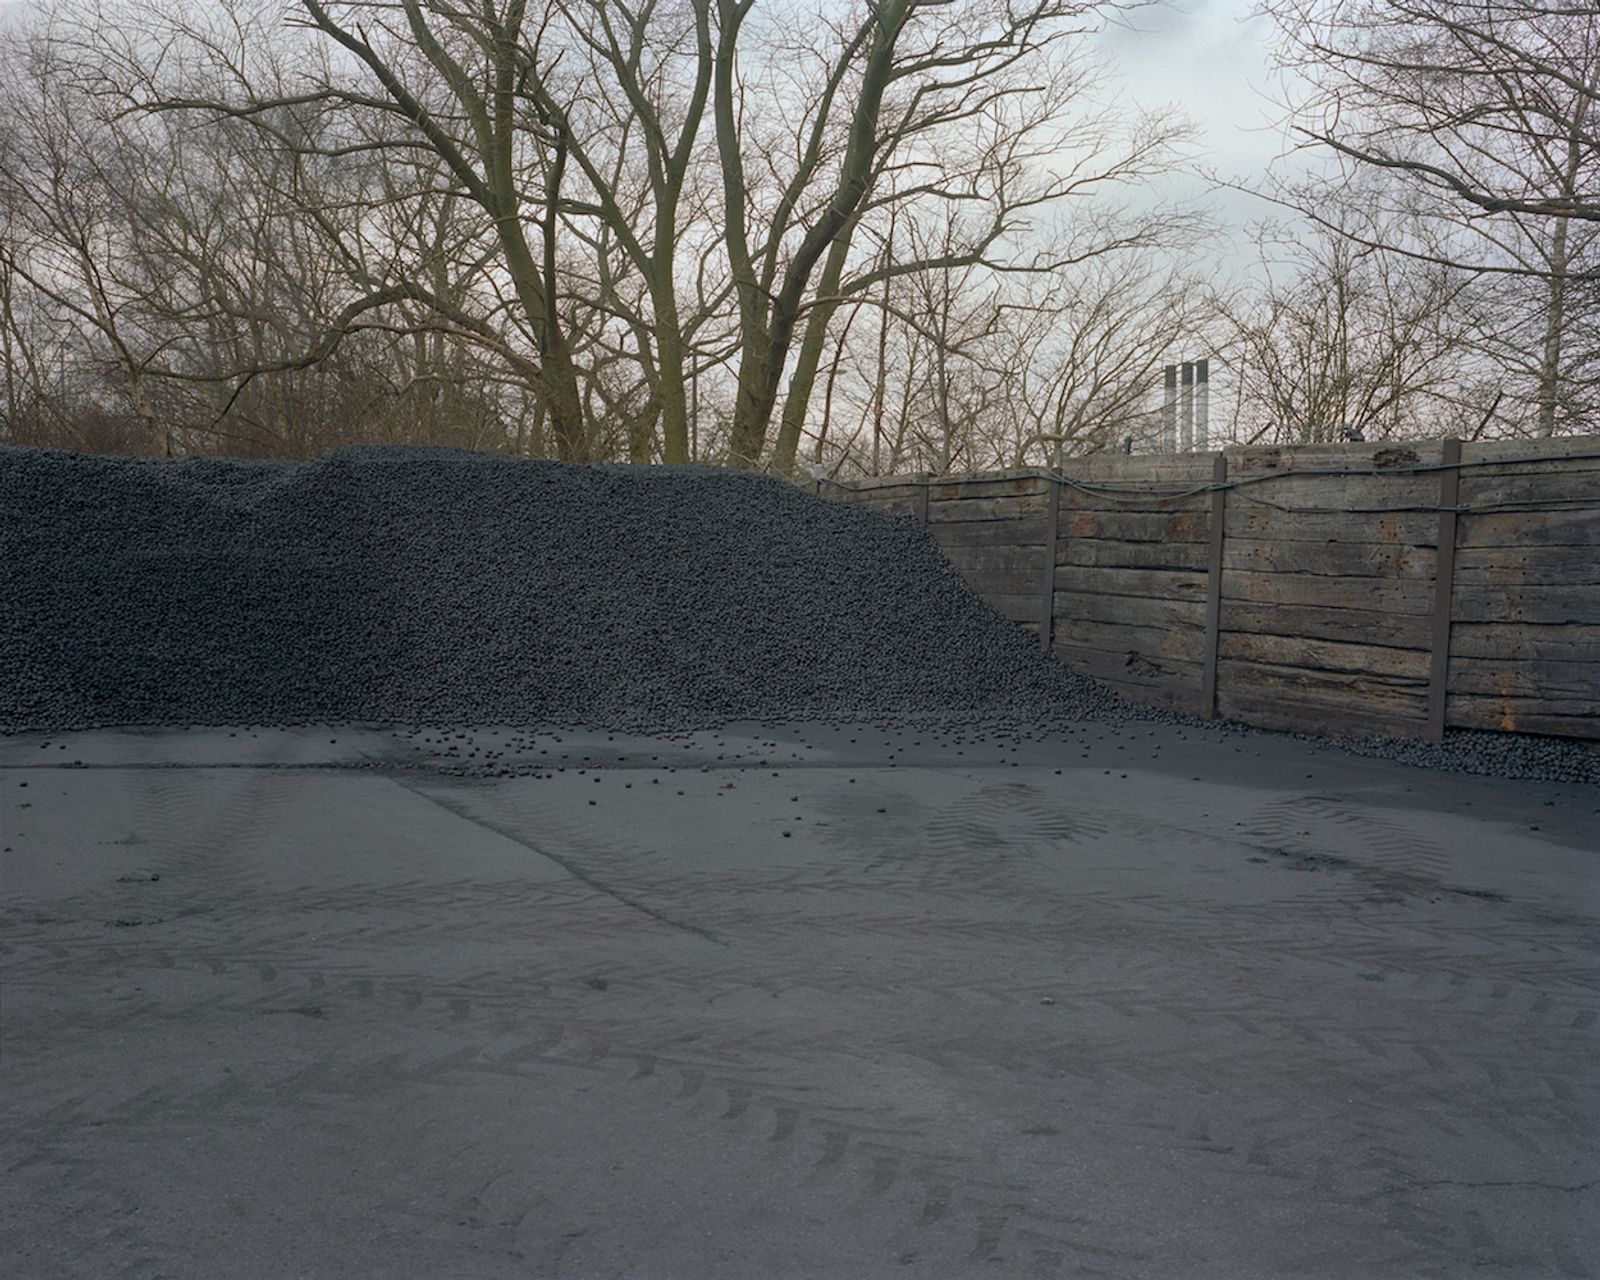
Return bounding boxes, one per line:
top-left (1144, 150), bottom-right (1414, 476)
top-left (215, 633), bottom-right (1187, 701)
top-left (3, 445), bottom-right (1595, 785)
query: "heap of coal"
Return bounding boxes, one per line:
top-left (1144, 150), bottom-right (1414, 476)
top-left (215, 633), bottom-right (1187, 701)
top-left (7, 446), bottom-right (1597, 785)
top-left (1, 446), bottom-right (1128, 733)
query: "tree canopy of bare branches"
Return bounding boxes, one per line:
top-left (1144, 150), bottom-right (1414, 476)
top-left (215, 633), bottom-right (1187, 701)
top-left (1257, 0), bottom-right (1600, 436)
top-left (2, 0), bottom-right (1214, 465)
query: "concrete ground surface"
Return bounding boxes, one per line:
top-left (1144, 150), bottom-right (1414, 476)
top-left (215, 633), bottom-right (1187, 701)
top-left (2, 719), bottom-right (1597, 1279)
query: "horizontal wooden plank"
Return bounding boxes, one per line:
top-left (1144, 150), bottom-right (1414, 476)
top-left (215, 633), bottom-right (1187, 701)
top-left (1218, 656), bottom-right (1429, 704)
top-left (1459, 436), bottom-right (1600, 465)
top-left (928, 494), bottom-right (1048, 522)
top-left (1452, 584), bottom-right (1600, 624)
top-left (1445, 694), bottom-right (1600, 740)
top-left (1218, 633), bottom-right (1429, 681)
top-left (1446, 655), bottom-right (1600, 700)
top-left (927, 476), bottom-right (1046, 501)
top-left (831, 436), bottom-right (1596, 489)
top-left (1453, 545), bottom-right (1600, 586)
top-left (1053, 591), bottom-right (1206, 631)
top-left (887, 466), bottom-right (1040, 488)
top-left (1217, 656), bottom-right (1429, 701)
top-left (1054, 565), bottom-right (1208, 602)
top-left (1457, 450), bottom-right (1600, 478)
top-left (1457, 508), bottom-right (1600, 548)
top-left (948, 566), bottom-right (1042, 598)
top-left (1456, 464), bottom-right (1600, 508)
top-left (1058, 492), bottom-right (1212, 517)
top-left (1228, 441), bottom-right (1448, 475)
top-left (1217, 602), bottom-right (1430, 649)
top-left (1225, 503), bottom-right (1437, 546)
top-left (823, 474), bottom-right (929, 495)
top-left (1062, 455), bottom-right (1218, 483)
top-left (1059, 510), bottom-right (1209, 542)
top-left (1222, 538), bottom-right (1435, 579)
top-left (927, 519), bottom-right (1045, 548)
top-left (1223, 473), bottom-right (1441, 510)
top-left (936, 545), bottom-right (1051, 574)
top-left (1056, 538), bottom-right (1209, 572)
top-left (1221, 570), bottom-right (1433, 614)
top-left (1216, 679), bottom-right (1429, 739)
top-left (1054, 617), bottom-right (1207, 665)
top-left (1449, 622), bottom-right (1600, 661)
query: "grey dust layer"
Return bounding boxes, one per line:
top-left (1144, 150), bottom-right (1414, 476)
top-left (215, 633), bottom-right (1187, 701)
top-left (2, 724), bottom-right (1597, 1279)
top-left (1, 444), bottom-right (1596, 783)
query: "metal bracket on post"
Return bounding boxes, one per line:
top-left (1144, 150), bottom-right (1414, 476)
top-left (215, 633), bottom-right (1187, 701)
top-left (1427, 438), bottom-right (1462, 742)
top-left (1201, 452), bottom-right (1227, 717)
top-left (1039, 472), bottom-right (1060, 652)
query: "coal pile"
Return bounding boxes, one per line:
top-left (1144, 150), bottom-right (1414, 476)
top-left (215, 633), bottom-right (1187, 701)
top-left (1, 446), bottom-right (1127, 734)
top-left (5, 446), bottom-right (1597, 785)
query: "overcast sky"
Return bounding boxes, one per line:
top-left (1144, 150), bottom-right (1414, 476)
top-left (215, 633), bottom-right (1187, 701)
top-left (1099, 0), bottom-right (1282, 165)
top-left (1095, 0), bottom-right (1292, 268)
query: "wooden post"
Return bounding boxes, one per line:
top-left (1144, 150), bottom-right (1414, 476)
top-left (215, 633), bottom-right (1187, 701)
top-left (916, 474), bottom-right (930, 525)
top-left (1201, 452), bottom-right (1227, 717)
top-left (1039, 472), bottom-right (1060, 652)
top-left (1427, 438), bottom-right (1462, 742)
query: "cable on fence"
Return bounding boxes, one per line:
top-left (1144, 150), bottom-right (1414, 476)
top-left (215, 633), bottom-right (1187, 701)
top-left (816, 449), bottom-right (1598, 518)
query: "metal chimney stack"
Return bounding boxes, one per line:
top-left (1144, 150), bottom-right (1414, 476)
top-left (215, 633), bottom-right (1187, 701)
top-left (1180, 362), bottom-right (1195, 451)
top-left (1163, 366), bottom-right (1178, 453)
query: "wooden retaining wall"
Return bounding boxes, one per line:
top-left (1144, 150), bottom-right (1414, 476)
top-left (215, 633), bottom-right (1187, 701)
top-left (828, 436), bottom-right (1600, 741)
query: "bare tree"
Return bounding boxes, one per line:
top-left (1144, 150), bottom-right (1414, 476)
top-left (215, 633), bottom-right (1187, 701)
top-left (1218, 215), bottom-right (1487, 443)
top-left (539, 0), bottom-right (715, 462)
top-left (0, 19), bottom-right (203, 453)
top-left (997, 252), bottom-right (1217, 464)
top-left (765, 31), bottom-right (1197, 475)
top-left (1260, 0), bottom-right (1600, 435)
top-left (714, 0), bottom-right (1108, 469)
top-left (112, 0), bottom-right (592, 456)
top-left (4, 0), bottom-right (1213, 464)
top-left (1267, 0), bottom-right (1599, 223)
top-left (1, 6), bottom-right (525, 457)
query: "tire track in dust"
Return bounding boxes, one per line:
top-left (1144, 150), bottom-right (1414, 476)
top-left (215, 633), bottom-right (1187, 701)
top-left (386, 776), bottom-right (727, 947)
top-left (1244, 795), bottom-right (1448, 890)
top-left (6, 994), bottom-right (1106, 1274)
top-left (837, 781), bottom-right (1107, 890)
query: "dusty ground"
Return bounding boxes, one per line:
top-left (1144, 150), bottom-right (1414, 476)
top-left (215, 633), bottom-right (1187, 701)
top-left (2, 720), bottom-right (1597, 1278)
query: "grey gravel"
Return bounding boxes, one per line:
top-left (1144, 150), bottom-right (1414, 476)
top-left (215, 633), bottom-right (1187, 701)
top-left (3, 445), bottom-right (1595, 784)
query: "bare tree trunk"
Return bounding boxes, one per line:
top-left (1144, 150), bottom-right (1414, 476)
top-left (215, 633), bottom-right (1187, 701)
top-left (1536, 91), bottom-right (1586, 437)
top-left (655, 297), bottom-right (691, 463)
top-left (771, 215), bottom-right (861, 475)
top-left (872, 293), bottom-right (888, 475)
top-left (815, 304), bottom-right (862, 464)
top-left (1536, 215), bottom-right (1568, 437)
top-left (717, 0), bottom-right (911, 469)
top-left (934, 265), bottom-right (954, 471)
